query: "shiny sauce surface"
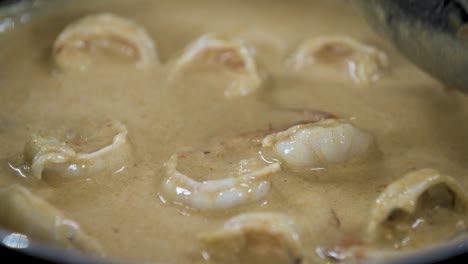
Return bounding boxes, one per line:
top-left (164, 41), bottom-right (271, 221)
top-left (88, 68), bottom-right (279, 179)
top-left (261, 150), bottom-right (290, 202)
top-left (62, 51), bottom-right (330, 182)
top-left (0, 1), bottom-right (467, 263)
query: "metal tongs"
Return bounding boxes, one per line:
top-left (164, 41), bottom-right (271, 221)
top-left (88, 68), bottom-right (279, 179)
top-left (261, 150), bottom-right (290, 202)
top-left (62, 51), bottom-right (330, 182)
top-left (354, 0), bottom-right (468, 93)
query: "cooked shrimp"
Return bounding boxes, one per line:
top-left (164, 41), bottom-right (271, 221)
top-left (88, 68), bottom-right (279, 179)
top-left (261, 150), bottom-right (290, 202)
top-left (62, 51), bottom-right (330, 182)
top-left (199, 212), bottom-right (305, 264)
top-left (22, 121), bottom-right (130, 180)
top-left (222, 110), bottom-right (336, 150)
top-left (262, 119), bottom-right (374, 169)
top-left (0, 184), bottom-right (105, 256)
top-left (169, 33), bottom-right (265, 97)
top-left (160, 153), bottom-right (280, 210)
top-left (367, 168), bottom-right (468, 241)
top-left (286, 35), bottom-right (388, 83)
top-left (53, 13), bottom-right (157, 72)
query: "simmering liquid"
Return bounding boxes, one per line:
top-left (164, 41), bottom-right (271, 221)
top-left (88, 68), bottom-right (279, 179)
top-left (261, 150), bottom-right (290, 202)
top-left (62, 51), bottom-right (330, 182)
top-left (0, 1), bottom-right (467, 263)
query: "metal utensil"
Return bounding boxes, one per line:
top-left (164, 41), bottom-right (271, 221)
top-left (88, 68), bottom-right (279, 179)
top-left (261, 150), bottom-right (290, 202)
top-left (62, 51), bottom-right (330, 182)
top-left (354, 0), bottom-right (468, 93)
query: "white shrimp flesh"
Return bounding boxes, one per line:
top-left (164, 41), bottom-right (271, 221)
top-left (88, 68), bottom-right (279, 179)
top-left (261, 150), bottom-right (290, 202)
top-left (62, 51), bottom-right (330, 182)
top-left (0, 184), bottom-right (105, 255)
top-left (169, 33), bottom-right (265, 97)
top-left (262, 119), bottom-right (374, 169)
top-left (367, 168), bottom-right (468, 243)
top-left (286, 35), bottom-right (388, 83)
top-left (53, 13), bottom-right (157, 72)
top-left (199, 212), bottom-right (305, 264)
top-left (161, 153), bottom-right (280, 210)
top-left (20, 121), bottom-right (130, 180)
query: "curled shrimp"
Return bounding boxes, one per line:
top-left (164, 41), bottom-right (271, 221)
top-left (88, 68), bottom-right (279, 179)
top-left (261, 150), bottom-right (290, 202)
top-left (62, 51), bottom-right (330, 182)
top-left (160, 109), bottom-right (338, 210)
top-left (169, 33), bottom-right (265, 97)
top-left (53, 13), bottom-right (157, 72)
top-left (285, 35), bottom-right (388, 83)
top-left (161, 153), bottom-right (280, 210)
top-left (19, 121), bottom-right (130, 180)
top-left (367, 168), bottom-right (468, 241)
top-left (0, 184), bottom-right (105, 256)
top-left (262, 119), bottom-right (374, 169)
top-left (199, 212), bottom-right (305, 264)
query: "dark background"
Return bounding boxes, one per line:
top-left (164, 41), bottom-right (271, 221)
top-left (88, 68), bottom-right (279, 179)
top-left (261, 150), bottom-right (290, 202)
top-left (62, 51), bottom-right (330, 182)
top-left (0, 0), bottom-right (19, 6)
top-left (1, 244), bottom-right (467, 264)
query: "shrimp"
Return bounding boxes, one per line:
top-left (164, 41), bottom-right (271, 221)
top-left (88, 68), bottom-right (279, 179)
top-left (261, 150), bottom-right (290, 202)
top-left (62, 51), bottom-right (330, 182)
top-left (199, 212), bottom-right (305, 264)
top-left (21, 121), bottom-right (130, 180)
top-left (285, 35), bottom-right (388, 83)
top-left (53, 13), bottom-right (157, 72)
top-left (0, 184), bottom-right (105, 256)
top-left (262, 119), bottom-right (374, 169)
top-left (160, 110), bottom-right (338, 210)
top-left (161, 153), bottom-right (280, 210)
top-left (224, 108), bottom-right (337, 150)
top-left (367, 168), bottom-right (468, 241)
top-left (169, 33), bottom-right (265, 97)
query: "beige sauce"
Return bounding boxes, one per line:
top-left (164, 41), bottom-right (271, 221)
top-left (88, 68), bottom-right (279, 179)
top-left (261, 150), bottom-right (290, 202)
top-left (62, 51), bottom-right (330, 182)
top-left (0, 0), bottom-right (468, 263)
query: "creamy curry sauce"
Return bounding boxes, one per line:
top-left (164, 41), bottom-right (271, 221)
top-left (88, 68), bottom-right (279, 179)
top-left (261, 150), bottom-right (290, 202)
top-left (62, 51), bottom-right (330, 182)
top-left (1, 0), bottom-right (468, 263)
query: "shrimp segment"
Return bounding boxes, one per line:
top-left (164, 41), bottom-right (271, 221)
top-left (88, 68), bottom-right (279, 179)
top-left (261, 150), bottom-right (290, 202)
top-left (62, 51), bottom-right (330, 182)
top-left (199, 212), bottom-right (304, 264)
top-left (170, 33), bottom-right (265, 97)
top-left (262, 119), bottom-right (374, 168)
top-left (0, 185), bottom-right (105, 255)
top-left (161, 154), bottom-right (280, 210)
top-left (368, 168), bottom-right (468, 241)
top-left (53, 13), bottom-right (157, 72)
top-left (23, 121), bottom-right (130, 180)
top-left (286, 36), bottom-right (388, 83)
